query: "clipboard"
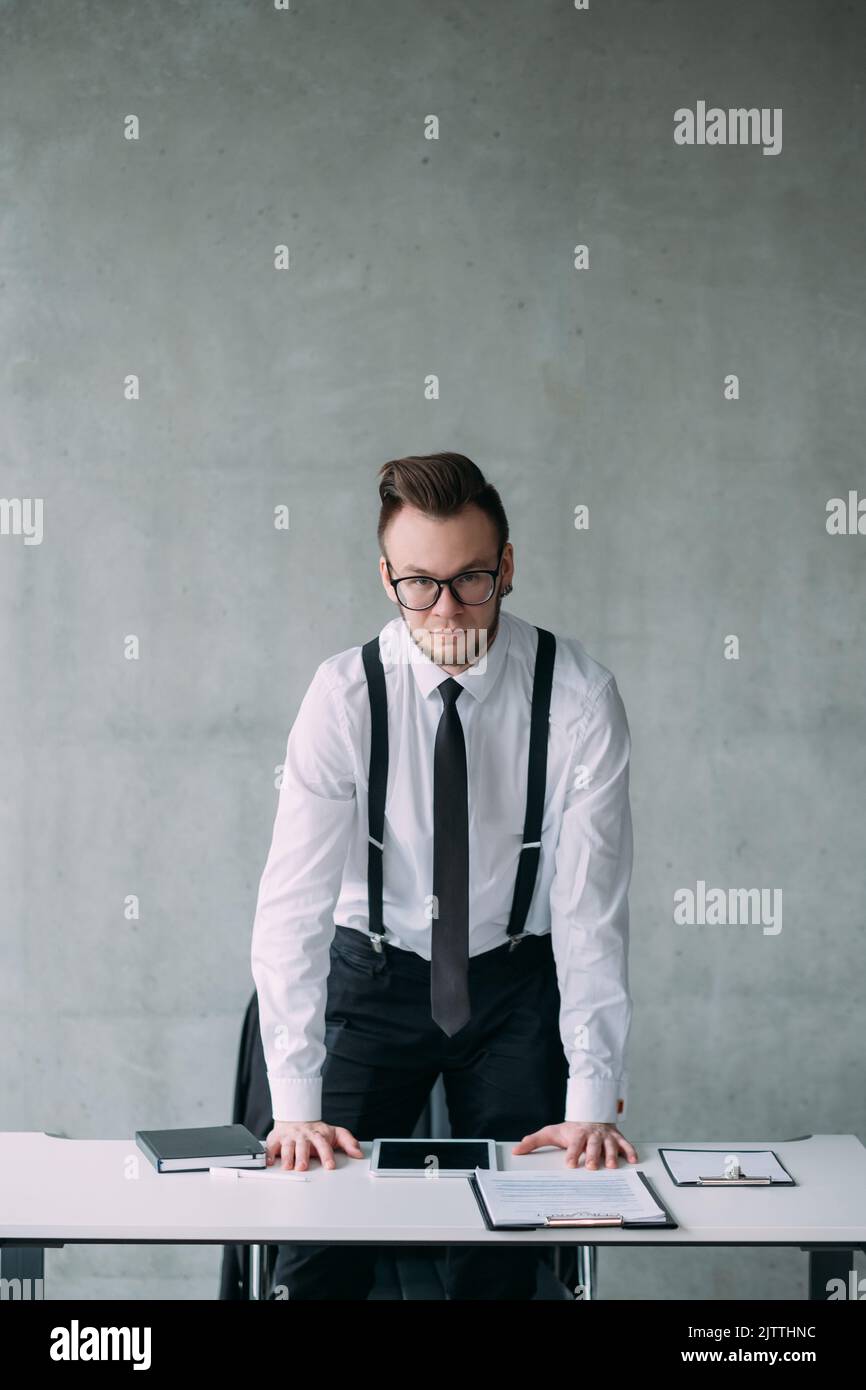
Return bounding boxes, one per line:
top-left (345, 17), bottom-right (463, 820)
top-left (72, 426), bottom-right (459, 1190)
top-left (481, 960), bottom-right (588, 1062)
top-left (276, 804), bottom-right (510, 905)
top-left (658, 1148), bottom-right (797, 1187)
top-left (467, 1169), bottom-right (679, 1230)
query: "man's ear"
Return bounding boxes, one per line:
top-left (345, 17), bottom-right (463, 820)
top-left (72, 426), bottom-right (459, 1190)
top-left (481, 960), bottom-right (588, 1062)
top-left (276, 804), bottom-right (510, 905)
top-left (500, 543), bottom-right (515, 592)
top-left (379, 555), bottom-right (398, 603)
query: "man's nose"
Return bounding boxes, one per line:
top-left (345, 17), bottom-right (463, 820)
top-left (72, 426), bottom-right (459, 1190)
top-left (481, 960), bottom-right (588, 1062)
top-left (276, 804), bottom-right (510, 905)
top-left (432, 584), bottom-right (464, 619)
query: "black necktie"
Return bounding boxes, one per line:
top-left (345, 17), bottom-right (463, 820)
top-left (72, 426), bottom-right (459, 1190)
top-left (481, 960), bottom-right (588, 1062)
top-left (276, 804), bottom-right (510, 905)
top-left (431, 677), bottom-right (471, 1035)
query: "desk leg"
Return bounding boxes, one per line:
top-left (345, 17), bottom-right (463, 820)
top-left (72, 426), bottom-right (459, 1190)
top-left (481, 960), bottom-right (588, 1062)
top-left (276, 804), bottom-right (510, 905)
top-left (807, 1249), bottom-right (856, 1301)
top-left (575, 1245), bottom-right (597, 1300)
top-left (0, 1246), bottom-right (45, 1298)
top-left (249, 1243), bottom-right (272, 1300)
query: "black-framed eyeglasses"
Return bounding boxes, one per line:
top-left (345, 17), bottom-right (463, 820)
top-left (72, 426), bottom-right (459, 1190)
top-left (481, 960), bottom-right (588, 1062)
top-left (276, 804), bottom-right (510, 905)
top-left (386, 546), bottom-right (504, 611)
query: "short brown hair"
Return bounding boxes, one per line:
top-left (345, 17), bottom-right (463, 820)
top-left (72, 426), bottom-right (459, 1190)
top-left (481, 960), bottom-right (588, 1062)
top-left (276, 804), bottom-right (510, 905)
top-left (377, 452), bottom-right (509, 559)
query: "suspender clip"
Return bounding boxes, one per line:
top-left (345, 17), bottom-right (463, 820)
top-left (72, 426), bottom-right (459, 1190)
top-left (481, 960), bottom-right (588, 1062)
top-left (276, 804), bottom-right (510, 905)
top-left (508, 933), bottom-right (528, 952)
top-left (370, 933), bottom-right (385, 954)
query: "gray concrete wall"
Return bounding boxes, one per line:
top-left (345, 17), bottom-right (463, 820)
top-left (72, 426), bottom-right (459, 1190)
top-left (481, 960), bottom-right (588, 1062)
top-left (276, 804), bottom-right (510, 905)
top-left (1, 0), bottom-right (863, 1300)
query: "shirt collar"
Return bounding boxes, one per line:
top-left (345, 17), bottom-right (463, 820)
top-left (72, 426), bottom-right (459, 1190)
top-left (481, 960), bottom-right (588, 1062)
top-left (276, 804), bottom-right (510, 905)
top-left (390, 610), bottom-right (512, 704)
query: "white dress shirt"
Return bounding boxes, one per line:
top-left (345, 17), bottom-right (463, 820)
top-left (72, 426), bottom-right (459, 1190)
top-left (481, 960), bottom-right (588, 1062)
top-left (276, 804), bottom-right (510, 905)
top-left (250, 608), bottom-right (633, 1126)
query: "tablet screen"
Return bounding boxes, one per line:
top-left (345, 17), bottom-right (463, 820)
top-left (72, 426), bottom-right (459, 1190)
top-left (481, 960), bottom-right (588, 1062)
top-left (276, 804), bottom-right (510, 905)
top-left (377, 1140), bottom-right (492, 1170)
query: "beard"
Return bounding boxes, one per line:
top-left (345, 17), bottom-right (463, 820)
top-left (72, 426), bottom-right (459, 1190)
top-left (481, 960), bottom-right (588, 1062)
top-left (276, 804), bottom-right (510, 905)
top-left (403, 590), bottom-right (504, 669)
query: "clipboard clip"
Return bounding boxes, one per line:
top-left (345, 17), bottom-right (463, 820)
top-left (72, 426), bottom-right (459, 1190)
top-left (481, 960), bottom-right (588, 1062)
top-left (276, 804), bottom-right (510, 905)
top-left (697, 1175), bottom-right (771, 1185)
top-left (543, 1213), bottom-right (625, 1227)
top-left (696, 1157), bottom-right (771, 1185)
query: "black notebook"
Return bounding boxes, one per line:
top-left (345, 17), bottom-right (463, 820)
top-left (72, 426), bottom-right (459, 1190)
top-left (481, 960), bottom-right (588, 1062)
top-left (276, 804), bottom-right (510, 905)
top-left (135, 1124), bottom-right (266, 1173)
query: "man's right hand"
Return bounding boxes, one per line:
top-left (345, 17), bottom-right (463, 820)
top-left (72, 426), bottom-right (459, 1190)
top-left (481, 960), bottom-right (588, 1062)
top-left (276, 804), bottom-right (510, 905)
top-left (265, 1120), bottom-right (364, 1171)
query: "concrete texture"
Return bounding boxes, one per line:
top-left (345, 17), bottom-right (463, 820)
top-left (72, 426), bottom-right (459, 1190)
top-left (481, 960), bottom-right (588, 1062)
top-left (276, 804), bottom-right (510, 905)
top-left (1, 0), bottom-right (863, 1299)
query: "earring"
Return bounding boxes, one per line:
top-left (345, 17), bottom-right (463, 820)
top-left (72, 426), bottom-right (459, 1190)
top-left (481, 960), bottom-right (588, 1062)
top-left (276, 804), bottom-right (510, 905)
top-left (501, 582), bottom-right (513, 597)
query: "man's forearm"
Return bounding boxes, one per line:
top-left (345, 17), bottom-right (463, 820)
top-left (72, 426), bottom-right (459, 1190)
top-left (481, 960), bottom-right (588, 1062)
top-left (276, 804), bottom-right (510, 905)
top-left (550, 675), bottom-right (634, 1127)
top-left (250, 663), bottom-right (357, 1124)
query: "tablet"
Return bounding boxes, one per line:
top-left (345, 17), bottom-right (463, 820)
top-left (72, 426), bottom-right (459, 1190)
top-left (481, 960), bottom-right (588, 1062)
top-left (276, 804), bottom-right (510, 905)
top-left (370, 1138), bottom-right (498, 1177)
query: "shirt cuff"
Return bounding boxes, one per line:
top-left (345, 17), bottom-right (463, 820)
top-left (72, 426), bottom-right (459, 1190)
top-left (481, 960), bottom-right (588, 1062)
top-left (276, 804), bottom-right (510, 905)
top-left (268, 1075), bottom-right (322, 1123)
top-left (565, 1077), bottom-right (626, 1125)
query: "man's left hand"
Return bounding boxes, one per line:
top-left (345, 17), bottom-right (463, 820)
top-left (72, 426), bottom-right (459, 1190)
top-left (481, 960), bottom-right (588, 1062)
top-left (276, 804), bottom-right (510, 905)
top-left (512, 1122), bottom-right (638, 1169)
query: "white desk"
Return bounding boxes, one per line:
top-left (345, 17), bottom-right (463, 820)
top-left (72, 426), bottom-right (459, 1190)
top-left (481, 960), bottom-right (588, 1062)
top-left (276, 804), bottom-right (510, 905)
top-left (2, 1132), bottom-right (864, 1300)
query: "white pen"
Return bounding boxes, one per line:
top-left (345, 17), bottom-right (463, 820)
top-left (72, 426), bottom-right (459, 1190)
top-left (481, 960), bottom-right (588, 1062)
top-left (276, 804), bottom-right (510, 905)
top-left (209, 1166), bottom-right (310, 1182)
top-left (238, 1169), bottom-right (310, 1181)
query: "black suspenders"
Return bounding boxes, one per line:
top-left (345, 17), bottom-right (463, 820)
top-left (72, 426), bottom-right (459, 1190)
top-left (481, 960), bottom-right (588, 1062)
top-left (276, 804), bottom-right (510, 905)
top-left (360, 626), bottom-right (556, 954)
top-left (360, 635), bottom-right (390, 952)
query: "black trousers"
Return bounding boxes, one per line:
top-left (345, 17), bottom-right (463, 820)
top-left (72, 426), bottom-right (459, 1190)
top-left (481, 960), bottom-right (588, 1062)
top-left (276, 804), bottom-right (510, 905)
top-left (270, 924), bottom-right (568, 1300)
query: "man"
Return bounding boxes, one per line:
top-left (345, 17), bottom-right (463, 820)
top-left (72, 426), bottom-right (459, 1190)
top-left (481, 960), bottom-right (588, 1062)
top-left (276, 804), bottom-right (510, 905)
top-left (251, 452), bottom-right (636, 1300)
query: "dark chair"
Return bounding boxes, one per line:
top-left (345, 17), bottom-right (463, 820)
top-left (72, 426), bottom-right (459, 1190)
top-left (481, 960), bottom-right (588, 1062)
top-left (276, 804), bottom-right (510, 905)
top-left (218, 990), bottom-right (276, 1299)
